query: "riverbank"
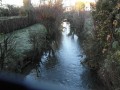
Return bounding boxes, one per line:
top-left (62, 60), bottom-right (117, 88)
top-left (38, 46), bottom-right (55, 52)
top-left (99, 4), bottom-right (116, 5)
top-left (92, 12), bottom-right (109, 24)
top-left (0, 24), bottom-right (47, 72)
top-left (79, 10), bottom-right (120, 89)
top-left (79, 12), bottom-right (95, 67)
top-left (78, 12), bottom-right (107, 88)
top-left (25, 21), bottom-right (102, 90)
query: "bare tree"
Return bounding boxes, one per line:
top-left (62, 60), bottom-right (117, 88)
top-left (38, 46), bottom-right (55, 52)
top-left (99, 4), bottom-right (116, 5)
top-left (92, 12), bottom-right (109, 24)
top-left (0, 33), bottom-right (16, 70)
top-left (29, 29), bottom-right (46, 62)
top-left (35, 0), bottom-right (63, 56)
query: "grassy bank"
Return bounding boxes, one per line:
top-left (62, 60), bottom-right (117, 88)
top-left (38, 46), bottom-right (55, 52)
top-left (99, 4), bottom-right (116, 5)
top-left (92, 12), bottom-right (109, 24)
top-left (0, 24), bottom-right (47, 72)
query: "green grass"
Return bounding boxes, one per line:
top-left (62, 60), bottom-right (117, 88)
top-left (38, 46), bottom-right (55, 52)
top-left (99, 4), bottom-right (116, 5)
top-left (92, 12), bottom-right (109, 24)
top-left (13, 24), bottom-right (47, 59)
top-left (0, 24), bottom-right (47, 70)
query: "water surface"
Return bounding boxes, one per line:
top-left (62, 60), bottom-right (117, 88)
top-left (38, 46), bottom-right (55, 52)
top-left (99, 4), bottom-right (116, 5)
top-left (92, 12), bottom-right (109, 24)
top-left (25, 22), bottom-right (105, 90)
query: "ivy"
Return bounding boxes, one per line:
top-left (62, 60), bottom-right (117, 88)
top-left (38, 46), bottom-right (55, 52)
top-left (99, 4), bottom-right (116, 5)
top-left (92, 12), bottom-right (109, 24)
top-left (112, 41), bottom-right (119, 50)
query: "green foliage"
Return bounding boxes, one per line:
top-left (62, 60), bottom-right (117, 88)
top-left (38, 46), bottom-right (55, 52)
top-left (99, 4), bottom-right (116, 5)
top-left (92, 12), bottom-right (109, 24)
top-left (92, 0), bottom-right (120, 53)
top-left (112, 41), bottom-right (119, 50)
top-left (115, 28), bottom-right (120, 36)
top-left (90, 0), bottom-right (120, 89)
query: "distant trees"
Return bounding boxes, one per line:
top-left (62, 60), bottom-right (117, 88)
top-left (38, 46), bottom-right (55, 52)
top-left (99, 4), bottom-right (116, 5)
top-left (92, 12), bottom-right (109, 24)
top-left (23, 0), bottom-right (35, 23)
top-left (7, 5), bottom-right (20, 16)
top-left (23, 0), bottom-right (33, 12)
top-left (65, 2), bottom-right (85, 36)
top-left (0, 5), bottom-right (20, 16)
top-left (23, 0), bottom-right (31, 8)
top-left (0, 0), bottom-right (33, 17)
top-left (66, 10), bottom-right (85, 36)
top-left (75, 1), bottom-right (85, 11)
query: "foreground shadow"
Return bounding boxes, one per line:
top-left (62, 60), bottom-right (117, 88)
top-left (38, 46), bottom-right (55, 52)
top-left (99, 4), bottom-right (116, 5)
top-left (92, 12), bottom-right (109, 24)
top-left (45, 56), bottom-right (58, 70)
top-left (80, 69), bottom-right (107, 90)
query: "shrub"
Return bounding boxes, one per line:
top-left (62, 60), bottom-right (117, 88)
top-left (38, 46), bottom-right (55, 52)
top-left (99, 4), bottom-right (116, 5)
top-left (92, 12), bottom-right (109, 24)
top-left (66, 10), bottom-right (85, 36)
top-left (0, 33), bottom-right (16, 70)
top-left (34, 0), bottom-right (64, 53)
top-left (89, 0), bottom-right (120, 89)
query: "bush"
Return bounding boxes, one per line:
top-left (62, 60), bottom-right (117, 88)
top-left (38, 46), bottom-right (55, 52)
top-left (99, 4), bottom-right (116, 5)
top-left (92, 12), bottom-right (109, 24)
top-left (65, 10), bottom-right (85, 36)
top-left (34, 0), bottom-right (64, 52)
top-left (0, 33), bottom-right (16, 70)
top-left (89, 0), bottom-right (120, 89)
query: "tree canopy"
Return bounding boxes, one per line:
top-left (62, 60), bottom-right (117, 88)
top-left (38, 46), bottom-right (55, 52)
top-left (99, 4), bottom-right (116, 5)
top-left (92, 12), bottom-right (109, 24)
top-left (75, 1), bottom-right (85, 11)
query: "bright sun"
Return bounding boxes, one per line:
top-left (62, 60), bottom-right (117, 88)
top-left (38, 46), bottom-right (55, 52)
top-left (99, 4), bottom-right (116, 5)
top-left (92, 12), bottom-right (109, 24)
top-left (63, 0), bottom-right (96, 7)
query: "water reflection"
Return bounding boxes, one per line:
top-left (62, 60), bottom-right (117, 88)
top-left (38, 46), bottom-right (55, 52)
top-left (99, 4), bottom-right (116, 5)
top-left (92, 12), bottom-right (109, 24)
top-left (45, 56), bottom-right (58, 70)
top-left (35, 64), bottom-right (41, 77)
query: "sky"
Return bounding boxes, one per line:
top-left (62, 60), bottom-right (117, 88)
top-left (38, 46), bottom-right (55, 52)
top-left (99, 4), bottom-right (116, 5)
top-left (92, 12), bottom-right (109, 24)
top-left (1, 0), bottom-right (96, 7)
top-left (2, 0), bottom-right (23, 6)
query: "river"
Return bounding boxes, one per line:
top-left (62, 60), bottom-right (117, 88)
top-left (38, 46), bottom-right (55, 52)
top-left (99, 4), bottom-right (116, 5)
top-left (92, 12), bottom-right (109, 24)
top-left (24, 22), bottom-right (105, 90)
